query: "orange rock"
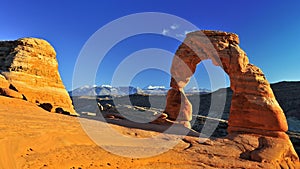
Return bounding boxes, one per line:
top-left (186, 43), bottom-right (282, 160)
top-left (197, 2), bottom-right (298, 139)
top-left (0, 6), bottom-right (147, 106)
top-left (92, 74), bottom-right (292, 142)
top-left (0, 87), bottom-right (24, 100)
top-left (164, 88), bottom-right (181, 120)
top-left (165, 30), bottom-right (288, 134)
top-left (0, 38), bottom-right (77, 116)
top-left (250, 136), bottom-right (299, 168)
top-left (164, 30), bottom-right (298, 164)
top-left (0, 74), bottom-right (9, 88)
top-left (164, 88), bottom-right (193, 121)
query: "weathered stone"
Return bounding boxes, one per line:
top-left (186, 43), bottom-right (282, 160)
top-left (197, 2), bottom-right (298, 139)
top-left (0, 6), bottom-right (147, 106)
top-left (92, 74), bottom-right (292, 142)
top-left (0, 87), bottom-right (24, 100)
top-left (164, 88), bottom-right (181, 120)
top-left (164, 88), bottom-right (192, 122)
top-left (0, 38), bottom-right (77, 116)
top-left (165, 30), bottom-right (288, 134)
top-left (0, 74), bottom-right (9, 88)
top-left (250, 136), bottom-right (299, 168)
top-left (164, 30), bottom-right (299, 165)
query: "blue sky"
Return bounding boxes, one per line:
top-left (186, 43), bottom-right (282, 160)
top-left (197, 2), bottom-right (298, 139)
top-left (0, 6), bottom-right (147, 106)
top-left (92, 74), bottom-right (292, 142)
top-left (0, 0), bottom-right (300, 90)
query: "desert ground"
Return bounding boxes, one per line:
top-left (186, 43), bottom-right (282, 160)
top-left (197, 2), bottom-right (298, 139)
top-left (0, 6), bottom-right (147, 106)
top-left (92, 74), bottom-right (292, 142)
top-left (0, 95), bottom-right (281, 169)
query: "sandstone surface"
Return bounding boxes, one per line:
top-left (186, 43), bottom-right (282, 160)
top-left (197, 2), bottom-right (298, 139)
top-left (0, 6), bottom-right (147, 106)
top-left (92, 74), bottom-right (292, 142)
top-left (164, 30), bottom-right (299, 166)
top-left (0, 38), bottom-right (77, 115)
top-left (1, 95), bottom-right (300, 169)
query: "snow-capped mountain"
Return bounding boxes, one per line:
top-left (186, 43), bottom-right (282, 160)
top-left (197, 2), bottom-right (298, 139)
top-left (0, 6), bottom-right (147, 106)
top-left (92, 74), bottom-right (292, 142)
top-left (69, 85), bottom-right (211, 96)
top-left (69, 85), bottom-right (98, 96)
top-left (142, 85), bottom-right (168, 95)
top-left (69, 85), bottom-right (139, 96)
top-left (185, 87), bottom-right (211, 94)
top-left (144, 85), bottom-right (166, 90)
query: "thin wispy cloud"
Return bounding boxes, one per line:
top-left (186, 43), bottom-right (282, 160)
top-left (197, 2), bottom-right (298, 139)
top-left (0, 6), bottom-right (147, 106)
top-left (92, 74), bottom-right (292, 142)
top-left (170, 24), bottom-right (179, 30)
top-left (162, 29), bottom-right (169, 35)
top-left (162, 24), bottom-right (195, 38)
top-left (162, 24), bottom-right (179, 36)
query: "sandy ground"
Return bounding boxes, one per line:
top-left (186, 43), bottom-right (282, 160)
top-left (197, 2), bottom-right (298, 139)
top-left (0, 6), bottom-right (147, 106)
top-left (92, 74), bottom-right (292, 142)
top-left (0, 96), bottom-right (275, 169)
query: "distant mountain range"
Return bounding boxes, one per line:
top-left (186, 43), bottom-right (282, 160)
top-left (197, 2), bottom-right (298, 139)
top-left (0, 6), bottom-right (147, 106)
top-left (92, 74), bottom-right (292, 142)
top-left (69, 85), bottom-right (140, 96)
top-left (69, 85), bottom-right (211, 96)
top-left (70, 81), bottom-right (300, 131)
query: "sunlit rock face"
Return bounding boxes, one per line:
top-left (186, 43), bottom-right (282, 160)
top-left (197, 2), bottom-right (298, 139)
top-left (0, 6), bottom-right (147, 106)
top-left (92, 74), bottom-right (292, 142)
top-left (0, 38), bottom-right (77, 115)
top-left (164, 30), bottom-right (299, 166)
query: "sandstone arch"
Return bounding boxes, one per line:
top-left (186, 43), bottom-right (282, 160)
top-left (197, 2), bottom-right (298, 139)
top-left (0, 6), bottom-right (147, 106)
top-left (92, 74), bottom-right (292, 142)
top-left (165, 30), bottom-right (287, 135)
top-left (164, 30), bottom-right (299, 165)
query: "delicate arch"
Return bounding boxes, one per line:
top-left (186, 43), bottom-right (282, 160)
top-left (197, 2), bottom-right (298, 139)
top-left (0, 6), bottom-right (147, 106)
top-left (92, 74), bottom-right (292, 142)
top-left (164, 30), bottom-right (288, 137)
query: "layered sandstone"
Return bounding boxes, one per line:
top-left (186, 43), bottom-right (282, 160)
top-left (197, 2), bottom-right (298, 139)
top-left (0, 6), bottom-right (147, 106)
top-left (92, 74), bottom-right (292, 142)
top-left (164, 30), bottom-right (299, 166)
top-left (0, 38), bottom-right (77, 115)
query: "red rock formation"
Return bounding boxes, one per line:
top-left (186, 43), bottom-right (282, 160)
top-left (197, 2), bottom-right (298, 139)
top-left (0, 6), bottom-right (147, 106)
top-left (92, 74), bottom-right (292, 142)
top-left (164, 30), bottom-right (299, 166)
top-left (0, 38), bottom-right (77, 115)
